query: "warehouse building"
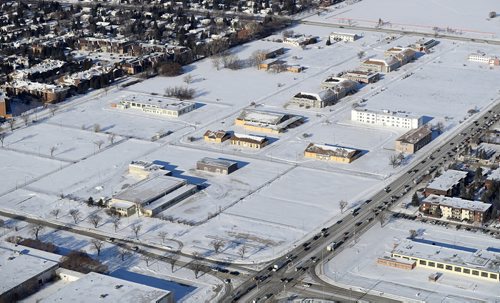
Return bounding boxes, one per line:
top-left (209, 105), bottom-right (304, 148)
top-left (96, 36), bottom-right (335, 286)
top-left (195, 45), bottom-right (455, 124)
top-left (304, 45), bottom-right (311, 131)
top-left (235, 109), bottom-right (303, 133)
top-left (304, 143), bottom-right (362, 163)
top-left (230, 133), bottom-right (268, 149)
top-left (116, 95), bottom-right (196, 117)
top-left (395, 126), bottom-right (432, 154)
top-left (196, 157), bottom-right (238, 175)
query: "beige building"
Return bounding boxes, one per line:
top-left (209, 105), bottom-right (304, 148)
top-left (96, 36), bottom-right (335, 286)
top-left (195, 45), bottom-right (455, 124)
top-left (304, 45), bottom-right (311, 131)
top-left (235, 109), bottom-right (303, 134)
top-left (395, 126), bottom-right (432, 154)
top-left (128, 160), bottom-right (169, 179)
top-left (230, 133), bottom-right (268, 149)
top-left (329, 32), bottom-right (359, 42)
top-left (304, 143), bottom-right (362, 163)
top-left (343, 70), bottom-right (380, 84)
top-left (203, 130), bottom-right (231, 143)
top-left (360, 57), bottom-right (400, 73)
top-left (420, 194), bottom-right (491, 223)
top-left (384, 47), bottom-right (416, 65)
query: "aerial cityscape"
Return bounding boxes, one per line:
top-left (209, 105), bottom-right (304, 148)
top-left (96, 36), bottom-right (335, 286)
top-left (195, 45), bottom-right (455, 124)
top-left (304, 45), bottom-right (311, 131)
top-left (0, 0), bottom-right (500, 302)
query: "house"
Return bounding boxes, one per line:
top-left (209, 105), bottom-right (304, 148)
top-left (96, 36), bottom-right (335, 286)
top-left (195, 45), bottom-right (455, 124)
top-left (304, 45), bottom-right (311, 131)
top-left (384, 47), bottom-right (416, 65)
top-left (196, 157), bottom-right (238, 175)
top-left (468, 53), bottom-right (500, 66)
top-left (360, 57), bottom-right (400, 73)
top-left (351, 108), bottom-right (423, 129)
top-left (424, 169), bottom-right (468, 197)
top-left (128, 160), bottom-right (169, 179)
top-left (235, 109), bottom-right (303, 133)
top-left (56, 66), bottom-right (117, 93)
top-left (286, 64), bottom-right (304, 73)
top-left (395, 126), bottom-right (432, 154)
top-left (420, 194), bottom-right (491, 223)
top-left (76, 37), bottom-right (133, 54)
top-left (203, 130), bottom-right (231, 143)
top-left (116, 95), bottom-right (196, 117)
top-left (43, 271), bottom-right (173, 303)
top-left (230, 133), bottom-right (268, 149)
top-left (392, 239), bottom-right (500, 282)
top-left (3, 80), bottom-right (69, 103)
top-left (329, 32), bottom-right (359, 42)
top-left (304, 143), bottom-right (362, 163)
top-left (290, 89), bottom-right (337, 108)
top-left (343, 70), bottom-right (380, 84)
top-left (0, 91), bottom-right (11, 118)
top-left (108, 175), bottom-right (197, 217)
top-left (283, 35), bottom-right (317, 47)
top-left (0, 243), bottom-right (60, 302)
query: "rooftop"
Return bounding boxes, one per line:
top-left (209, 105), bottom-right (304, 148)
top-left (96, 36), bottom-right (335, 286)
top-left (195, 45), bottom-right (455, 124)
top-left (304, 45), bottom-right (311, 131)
top-left (305, 143), bottom-right (360, 159)
top-left (121, 95), bottom-right (195, 111)
top-left (6, 80), bottom-right (69, 92)
top-left (197, 157), bottom-right (237, 168)
top-left (40, 272), bottom-right (170, 303)
top-left (352, 107), bottom-right (421, 120)
top-left (10, 59), bottom-right (66, 79)
top-left (396, 126), bottom-right (432, 144)
top-left (423, 194), bottom-right (492, 212)
top-left (237, 109), bottom-right (289, 125)
top-left (488, 167), bottom-right (500, 181)
top-left (232, 133), bottom-right (267, 143)
top-left (113, 175), bottom-right (186, 205)
top-left (426, 169), bottom-right (468, 191)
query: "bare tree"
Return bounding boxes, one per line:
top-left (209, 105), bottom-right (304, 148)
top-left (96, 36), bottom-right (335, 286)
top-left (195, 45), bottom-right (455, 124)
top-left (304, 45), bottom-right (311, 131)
top-left (183, 74), bottom-right (193, 85)
top-left (379, 212), bottom-right (386, 227)
top-left (21, 113), bottom-right (29, 126)
top-left (249, 49), bottom-right (268, 67)
top-left (489, 11), bottom-right (496, 18)
top-left (91, 239), bottom-right (104, 256)
top-left (409, 229), bottom-right (417, 239)
top-left (0, 132), bottom-right (5, 147)
top-left (389, 154), bottom-right (399, 168)
top-left (238, 245), bottom-right (247, 259)
top-left (118, 248), bottom-right (130, 261)
top-left (29, 224), bottom-right (45, 240)
top-left (158, 231), bottom-right (168, 244)
top-left (93, 123), bottom-right (101, 133)
top-left (131, 224), bottom-right (142, 239)
top-left (168, 255), bottom-right (179, 271)
top-left (50, 146), bottom-right (57, 158)
top-left (8, 119), bottom-right (15, 131)
top-left (111, 215), bottom-right (121, 232)
top-left (88, 214), bottom-right (102, 228)
top-left (69, 209), bottom-right (81, 224)
top-left (50, 208), bottom-right (61, 219)
top-left (192, 261), bottom-right (203, 278)
top-left (108, 133), bottom-right (116, 144)
top-left (211, 56), bottom-right (221, 70)
top-left (210, 239), bottom-right (226, 254)
top-left (49, 106), bottom-right (57, 116)
top-left (94, 140), bottom-right (105, 151)
top-left (142, 255), bottom-right (152, 267)
top-left (357, 51), bottom-right (366, 59)
top-left (339, 200), bottom-right (348, 213)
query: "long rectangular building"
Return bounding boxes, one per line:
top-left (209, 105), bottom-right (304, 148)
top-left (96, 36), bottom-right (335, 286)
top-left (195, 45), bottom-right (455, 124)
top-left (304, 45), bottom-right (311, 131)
top-left (351, 108), bottom-right (423, 129)
top-left (117, 95), bottom-right (196, 117)
top-left (304, 143), bottom-right (362, 163)
top-left (395, 126), bottom-right (432, 154)
top-left (420, 194), bottom-right (491, 223)
top-left (235, 109), bottom-right (303, 133)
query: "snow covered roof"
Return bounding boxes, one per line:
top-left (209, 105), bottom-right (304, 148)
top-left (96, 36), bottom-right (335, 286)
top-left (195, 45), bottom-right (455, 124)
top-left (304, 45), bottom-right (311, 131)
top-left (237, 109), bottom-right (288, 125)
top-left (40, 272), bottom-right (170, 303)
top-left (59, 66), bottom-right (114, 84)
top-left (0, 243), bottom-right (59, 296)
top-left (232, 133), bottom-right (267, 143)
top-left (10, 59), bottom-right (66, 79)
top-left (293, 89), bottom-right (333, 101)
top-left (352, 107), bottom-right (421, 120)
top-left (426, 169), bottom-right (468, 191)
top-left (487, 167), bottom-right (500, 181)
top-left (363, 57), bottom-right (398, 66)
top-left (6, 80), bottom-right (69, 93)
top-left (197, 157), bottom-right (237, 168)
top-left (129, 160), bottom-right (166, 173)
top-left (203, 130), bottom-right (229, 139)
top-left (113, 175), bottom-right (186, 205)
top-left (305, 143), bottom-right (361, 159)
top-left (423, 194), bottom-right (492, 212)
top-left (122, 95), bottom-right (195, 111)
top-left (396, 126), bottom-right (431, 144)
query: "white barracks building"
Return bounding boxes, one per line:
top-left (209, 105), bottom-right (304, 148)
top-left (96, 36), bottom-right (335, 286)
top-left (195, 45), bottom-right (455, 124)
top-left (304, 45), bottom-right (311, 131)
top-left (351, 108), bottom-right (423, 129)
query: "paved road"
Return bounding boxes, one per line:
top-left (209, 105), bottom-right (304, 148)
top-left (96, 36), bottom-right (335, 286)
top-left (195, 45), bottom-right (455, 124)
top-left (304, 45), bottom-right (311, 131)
top-left (222, 100), bottom-right (500, 302)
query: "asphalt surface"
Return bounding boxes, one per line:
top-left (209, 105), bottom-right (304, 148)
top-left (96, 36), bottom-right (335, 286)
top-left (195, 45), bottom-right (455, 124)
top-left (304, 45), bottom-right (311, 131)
top-left (222, 100), bottom-right (500, 302)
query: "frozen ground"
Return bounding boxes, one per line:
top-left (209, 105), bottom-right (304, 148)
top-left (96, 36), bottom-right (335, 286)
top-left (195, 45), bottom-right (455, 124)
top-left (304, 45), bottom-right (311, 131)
top-left (321, 217), bottom-right (500, 302)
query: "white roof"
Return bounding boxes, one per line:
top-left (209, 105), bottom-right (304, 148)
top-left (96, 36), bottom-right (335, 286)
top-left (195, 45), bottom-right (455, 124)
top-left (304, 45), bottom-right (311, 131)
top-left (424, 194), bottom-right (492, 212)
top-left (352, 107), bottom-right (421, 120)
top-left (197, 157), bottom-right (237, 168)
top-left (488, 167), bottom-right (500, 181)
top-left (426, 169), bottom-right (468, 191)
top-left (40, 272), bottom-right (170, 303)
top-left (122, 95), bottom-right (195, 111)
top-left (7, 80), bottom-right (68, 92)
top-left (10, 59), bottom-right (66, 79)
top-left (233, 133), bottom-right (267, 142)
top-left (60, 66), bottom-right (114, 84)
top-left (113, 175), bottom-right (186, 205)
top-left (237, 109), bottom-right (287, 125)
top-left (0, 243), bottom-right (59, 296)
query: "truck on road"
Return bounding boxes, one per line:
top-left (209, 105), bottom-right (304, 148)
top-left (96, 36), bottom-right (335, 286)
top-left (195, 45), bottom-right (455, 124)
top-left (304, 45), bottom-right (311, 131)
top-left (272, 260), bottom-right (286, 271)
top-left (326, 242), bottom-right (337, 251)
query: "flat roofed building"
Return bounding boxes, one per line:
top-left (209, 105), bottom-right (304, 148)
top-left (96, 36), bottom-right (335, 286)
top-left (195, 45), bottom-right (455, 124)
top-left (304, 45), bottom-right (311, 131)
top-left (0, 243), bottom-right (59, 302)
top-left (320, 76), bottom-right (358, 92)
top-left (230, 133), bottom-right (268, 149)
top-left (128, 160), bottom-right (169, 178)
top-left (9, 59), bottom-right (66, 81)
top-left (424, 169), bottom-right (468, 197)
top-left (40, 271), bottom-right (172, 303)
top-left (283, 35), bottom-right (317, 47)
top-left (118, 95), bottom-right (196, 117)
top-left (468, 53), bottom-right (500, 66)
top-left (420, 194), bottom-right (491, 223)
top-left (392, 239), bottom-right (500, 282)
top-left (304, 143), bottom-right (362, 163)
top-left (3, 80), bottom-right (69, 103)
top-left (290, 89), bottom-right (337, 108)
top-left (329, 32), bottom-right (359, 42)
top-left (485, 167), bottom-right (500, 190)
top-left (360, 57), bottom-right (400, 73)
top-left (203, 130), bottom-right (231, 143)
top-left (258, 59), bottom-right (286, 71)
top-left (351, 108), bottom-right (423, 129)
top-left (384, 47), bottom-right (416, 65)
top-left (343, 70), bottom-right (380, 84)
top-left (235, 109), bottom-right (303, 133)
top-left (377, 255), bottom-right (416, 270)
top-left (196, 157), bottom-right (238, 175)
top-left (109, 175), bottom-right (196, 217)
top-left (395, 126), bottom-right (432, 154)
top-left (413, 39), bottom-right (439, 52)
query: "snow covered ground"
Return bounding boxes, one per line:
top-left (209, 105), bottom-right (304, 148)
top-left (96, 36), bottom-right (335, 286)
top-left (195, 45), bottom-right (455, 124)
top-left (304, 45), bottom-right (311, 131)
top-left (321, 217), bottom-right (500, 302)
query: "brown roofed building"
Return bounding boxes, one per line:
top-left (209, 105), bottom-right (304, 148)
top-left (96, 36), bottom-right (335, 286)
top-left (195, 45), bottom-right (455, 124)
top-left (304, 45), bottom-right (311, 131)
top-left (395, 126), bottom-right (432, 154)
top-left (203, 130), bottom-right (231, 143)
top-left (304, 143), bottom-right (362, 163)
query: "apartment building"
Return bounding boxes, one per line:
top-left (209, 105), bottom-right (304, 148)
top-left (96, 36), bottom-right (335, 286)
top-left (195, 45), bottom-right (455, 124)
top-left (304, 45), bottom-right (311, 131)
top-left (351, 108), bottom-right (423, 129)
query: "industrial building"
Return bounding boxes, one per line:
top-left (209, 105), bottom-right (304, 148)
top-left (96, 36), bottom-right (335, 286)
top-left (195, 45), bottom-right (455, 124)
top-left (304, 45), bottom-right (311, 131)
top-left (108, 175), bottom-right (197, 217)
top-left (351, 108), bottom-right (423, 129)
top-left (116, 95), bottom-right (196, 117)
top-left (468, 53), bottom-right (500, 66)
top-left (196, 157), bottom-right (238, 175)
top-left (395, 126), bottom-right (432, 154)
top-left (304, 143), bottom-right (362, 163)
top-left (235, 109), bottom-right (303, 133)
top-left (360, 57), bottom-right (400, 73)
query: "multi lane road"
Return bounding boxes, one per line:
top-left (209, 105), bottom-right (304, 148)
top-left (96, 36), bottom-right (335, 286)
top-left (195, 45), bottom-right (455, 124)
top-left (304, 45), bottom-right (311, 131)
top-left (223, 100), bottom-right (500, 302)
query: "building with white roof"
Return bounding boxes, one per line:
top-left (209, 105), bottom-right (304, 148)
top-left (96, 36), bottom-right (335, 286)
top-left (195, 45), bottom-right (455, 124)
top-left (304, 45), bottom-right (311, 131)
top-left (304, 143), bottom-right (362, 163)
top-left (329, 32), bottom-right (359, 42)
top-left (391, 238), bottom-right (500, 282)
top-left (351, 107), bottom-right (423, 129)
top-left (3, 80), bottom-right (69, 103)
top-left (420, 194), bottom-right (492, 223)
top-left (360, 57), bottom-right (400, 73)
top-left (9, 59), bottom-right (67, 81)
top-left (109, 174), bottom-right (197, 217)
top-left (235, 109), bottom-right (303, 133)
top-left (230, 133), bottom-right (268, 149)
top-left (116, 95), bottom-right (196, 117)
top-left (395, 126), bottom-right (432, 154)
top-left (128, 160), bottom-right (170, 178)
top-left (424, 169), bottom-right (468, 197)
top-left (40, 271), bottom-right (172, 303)
top-left (468, 53), bottom-right (500, 66)
top-left (196, 157), bottom-right (238, 175)
top-left (290, 89), bottom-right (337, 108)
top-left (343, 70), bottom-right (380, 84)
top-left (0, 243), bottom-right (60, 302)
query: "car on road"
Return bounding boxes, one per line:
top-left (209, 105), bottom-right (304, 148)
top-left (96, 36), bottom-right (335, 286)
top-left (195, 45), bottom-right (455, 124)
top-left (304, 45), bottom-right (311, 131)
top-left (303, 282), bottom-right (312, 288)
top-left (230, 271), bottom-right (240, 276)
top-left (355, 221), bottom-right (363, 226)
top-left (310, 256), bottom-right (318, 263)
top-left (224, 279), bottom-right (231, 284)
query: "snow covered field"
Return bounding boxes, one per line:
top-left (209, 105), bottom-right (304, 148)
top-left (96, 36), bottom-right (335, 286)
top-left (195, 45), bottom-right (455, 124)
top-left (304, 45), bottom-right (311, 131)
top-left (322, 217), bottom-right (500, 302)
